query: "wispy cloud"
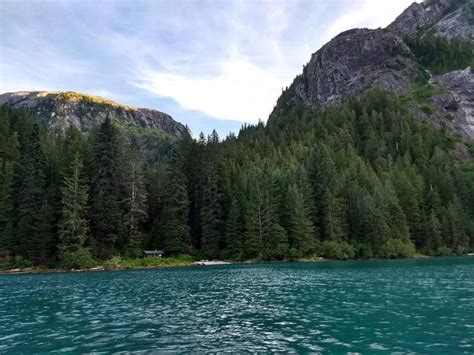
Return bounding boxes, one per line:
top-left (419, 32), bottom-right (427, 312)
top-left (324, 0), bottom-right (420, 41)
top-left (0, 0), bottom-right (420, 135)
top-left (134, 53), bottom-right (287, 123)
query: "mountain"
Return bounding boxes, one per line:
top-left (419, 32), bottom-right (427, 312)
top-left (0, 91), bottom-right (188, 138)
top-left (388, 0), bottom-right (473, 39)
top-left (270, 0), bottom-right (474, 140)
top-left (1, 0), bottom-right (474, 268)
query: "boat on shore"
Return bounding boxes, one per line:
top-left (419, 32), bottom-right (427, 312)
top-left (193, 260), bottom-right (231, 266)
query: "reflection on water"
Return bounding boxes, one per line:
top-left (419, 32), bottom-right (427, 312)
top-left (0, 257), bottom-right (473, 352)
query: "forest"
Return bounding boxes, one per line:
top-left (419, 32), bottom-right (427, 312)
top-left (0, 88), bottom-right (473, 269)
top-left (403, 31), bottom-right (474, 75)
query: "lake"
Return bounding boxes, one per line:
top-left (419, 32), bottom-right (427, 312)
top-left (0, 257), bottom-right (473, 353)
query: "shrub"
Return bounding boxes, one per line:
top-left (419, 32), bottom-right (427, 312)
top-left (321, 240), bottom-right (355, 260)
top-left (436, 246), bottom-right (453, 256)
top-left (354, 243), bottom-right (374, 259)
top-left (287, 248), bottom-right (302, 260)
top-left (420, 105), bottom-right (433, 115)
top-left (454, 245), bottom-right (468, 256)
top-left (0, 255), bottom-right (33, 270)
top-left (59, 247), bottom-right (97, 270)
top-left (379, 239), bottom-right (416, 258)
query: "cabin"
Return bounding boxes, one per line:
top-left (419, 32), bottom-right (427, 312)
top-left (143, 250), bottom-right (164, 258)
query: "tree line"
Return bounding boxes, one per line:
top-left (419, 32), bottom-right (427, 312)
top-left (403, 31), bottom-right (474, 75)
top-left (0, 89), bottom-right (473, 267)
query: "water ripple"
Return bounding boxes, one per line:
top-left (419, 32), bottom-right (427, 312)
top-left (0, 257), bottom-right (473, 352)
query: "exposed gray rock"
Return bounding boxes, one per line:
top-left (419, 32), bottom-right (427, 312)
top-left (431, 67), bottom-right (474, 139)
top-left (452, 142), bottom-right (472, 160)
top-left (270, 0), bottom-right (473, 141)
top-left (271, 29), bottom-right (419, 117)
top-left (433, 1), bottom-right (474, 39)
top-left (388, 0), bottom-right (473, 40)
top-left (389, 0), bottom-right (452, 34)
top-left (305, 29), bottom-right (418, 104)
top-left (0, 91), bottom-right (188, 138)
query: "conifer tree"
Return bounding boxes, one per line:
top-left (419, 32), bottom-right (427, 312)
top-left (308, 144), bottom-right (346, 241)
top-left (121, 139), bottom-right (147, 257)
top-left (222, 196), bottom-right (244, 260)
top-left (15, 124), bottom-right (49, 260)
top-left (188, 133), bottom-right (206, 249)
top-left (89, 116), bottom-right (124, 258)
top-left (0, 157), bottom-right (15, 251)
top-left (392, 169), bottom-right (423, 246)
top-left (285, 183), bottom-right (316, 256)
top-left (58, 153), bottom-right (90, 253)
top-left (200, 136), bottom-right (222, 259)
top-left (443, 197), bottom-right (470, 254)
top-left (243, 166), bottom-right (288, 260)
top-left (156, 149), bottom-right (191, 255)
top-left (243, 179), bottom-right (264, 259)
top-left (421, 186), bottom-right (443, 253)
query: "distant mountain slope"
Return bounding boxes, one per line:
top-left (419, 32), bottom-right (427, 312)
top-left (0, 91), bottom-right (188, 138)
top-left (270, 0), bottom-right (474, 140)
top-left (388, 0), bottom-right (473, 40)
top-left (271, 28), bottom-right (418, 109)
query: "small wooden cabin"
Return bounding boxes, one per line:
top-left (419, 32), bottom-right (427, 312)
top-left (143, 250), bottom-right (164, 258)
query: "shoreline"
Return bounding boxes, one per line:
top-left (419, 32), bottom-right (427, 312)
top-left (0, 257), bottom-right (323, 275)
top-left (1, 254), bottom-right (471, 276)
top-left (0, 261), bottom-right (195, 276)
top-left (0, 259), bottom-right (235, 276)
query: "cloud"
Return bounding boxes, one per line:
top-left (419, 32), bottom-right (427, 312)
top-left (324, 0), bottom-right (421, 41)
top-left (124, 1), bottom-right (308, 123)
top-left (134, 54), bottom-right (287, 123)
top-left (0, 0), bottom-right (424, 132)
top-left (132, 0), bottom-right (422, 124)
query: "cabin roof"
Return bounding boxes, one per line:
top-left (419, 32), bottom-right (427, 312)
top-left (143, 250), bottom-right (164, 254)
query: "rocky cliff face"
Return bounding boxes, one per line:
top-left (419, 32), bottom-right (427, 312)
top-left (433, 0), bottom-right (474, 39)
top-left (272, 29), bottom-right (418, 111)
top-left (0, 91), bottom-right (188, 138)
top-left (431, 67), bottom-right (474, 138)
top-left (270, 0), bottom-right (473, 140)
top-left (388, 0), bottom-right (473, 40)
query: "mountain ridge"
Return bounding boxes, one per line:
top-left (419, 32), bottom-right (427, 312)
top-left (0, 91), bottom-right (188, 139)
top-left (388, 0), bottom-right (473, 40)
top-left (1, 0), bottom-right (472, 140)
top-left (270, 0), bottom-right (474, 140)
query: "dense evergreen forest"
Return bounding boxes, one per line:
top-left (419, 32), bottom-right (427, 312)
top-left (403, 31), bottom-right (474, 75)
top-left (1, 88), bottom-right (473, 268)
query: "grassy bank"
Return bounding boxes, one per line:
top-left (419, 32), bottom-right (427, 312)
top-left (0, 255), bottom-right (196, 275)
top-left (104, 255), bottom-right (194, 269)
top-left (0, 253), bottom-right (464, 275)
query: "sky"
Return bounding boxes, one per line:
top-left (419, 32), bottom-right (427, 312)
top-left (0, 0), bottom-right (419, 137)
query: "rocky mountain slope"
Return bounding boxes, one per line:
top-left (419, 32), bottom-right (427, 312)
top-left (0, 91), bottom-right (188, 138)
top-left (388, 0), bottom-right (473, 40)
top-left (270, 0), bottom-right (473, 140)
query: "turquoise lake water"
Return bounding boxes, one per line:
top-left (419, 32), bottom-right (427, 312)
top-left (0, 257), bottom-right (473, 353)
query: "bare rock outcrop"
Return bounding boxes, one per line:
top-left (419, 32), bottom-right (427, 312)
top-left (433, 1), bottom-right (474, 39)
top-left (0, 91), bottom-right (188, 138)
top-left (271, 29), bottom-right (419, 117)
top-left (270, 0), bottom-right (473, 140)
top-left (431, 67), bottom-right (474, 138)
top-left (388, 0), bottom-right (473, 40)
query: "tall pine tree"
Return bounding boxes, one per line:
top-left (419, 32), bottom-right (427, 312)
top-left (89, 116), bottom-right (124, 258)
top-left (58, 153), bottom-right (90, 253)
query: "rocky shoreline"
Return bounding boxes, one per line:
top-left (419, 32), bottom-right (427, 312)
top-left (0, 260), bottom-right (236, 275)
top-left (2, 255), bottom-right (453, 276)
